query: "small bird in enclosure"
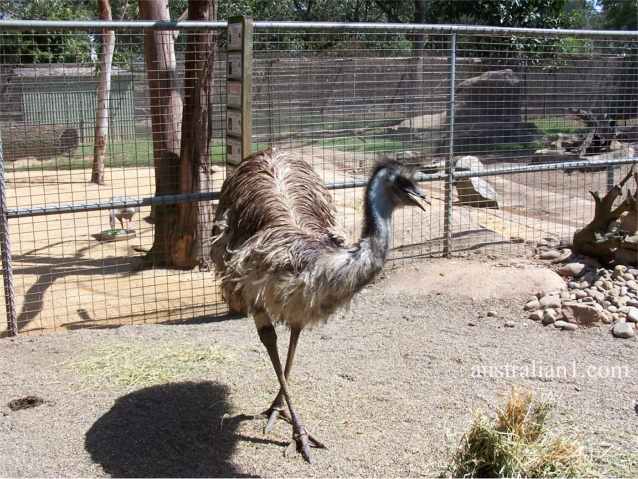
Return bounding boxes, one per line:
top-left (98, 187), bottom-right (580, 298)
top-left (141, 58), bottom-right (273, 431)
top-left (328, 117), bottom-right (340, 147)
top-left (211, 147), bottom-right (429, 463)
top-left (109, 202), bottom-right (136, 231)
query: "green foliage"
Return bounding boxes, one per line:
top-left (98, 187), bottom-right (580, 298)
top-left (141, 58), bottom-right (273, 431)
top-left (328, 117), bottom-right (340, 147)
top-left (0, 0), bottom-right (93, 63)
top-left (533, 116), bottom-right (586, 135)
top-left (600, 0), bottom-right (638, 30)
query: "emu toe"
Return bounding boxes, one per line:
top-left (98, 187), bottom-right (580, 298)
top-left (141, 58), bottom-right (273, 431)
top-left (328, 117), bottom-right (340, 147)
top-left (285, 426), bottom-right (326, 463)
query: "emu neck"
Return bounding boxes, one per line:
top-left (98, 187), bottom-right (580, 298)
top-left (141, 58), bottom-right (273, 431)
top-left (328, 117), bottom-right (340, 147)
top-left (361, 173), bottom-right (393, 262)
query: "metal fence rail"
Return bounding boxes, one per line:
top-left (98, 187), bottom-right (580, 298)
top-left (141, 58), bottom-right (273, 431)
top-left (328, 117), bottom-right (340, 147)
top-left (0, 20), bottom-right (636, 336)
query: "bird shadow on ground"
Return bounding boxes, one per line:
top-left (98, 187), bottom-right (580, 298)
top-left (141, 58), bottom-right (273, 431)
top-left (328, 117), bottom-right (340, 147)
top-left (85, 381), bottom-right (262, 478)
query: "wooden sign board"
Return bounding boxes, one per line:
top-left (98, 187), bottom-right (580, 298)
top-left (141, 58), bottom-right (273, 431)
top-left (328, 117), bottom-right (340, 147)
top-left (228, 22), bottom-right (242, 50)
top-left (227, 81), bottom-right (241, 109)
top-left (227, 109), bottom-right (242, 137)
top-left (226, 137), bottom-right (243, 165)
top-left (227, 53), bottom-right (242, 80)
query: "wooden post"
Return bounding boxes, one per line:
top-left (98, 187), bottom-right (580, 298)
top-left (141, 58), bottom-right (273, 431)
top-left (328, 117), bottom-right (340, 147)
top-left (226, 16), bottom-right (253, 166)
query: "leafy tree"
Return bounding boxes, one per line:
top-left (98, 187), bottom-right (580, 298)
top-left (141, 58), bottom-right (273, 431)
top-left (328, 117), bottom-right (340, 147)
top-left (599, 0), bottom-right (638, 29)
top-left (0, 0), bottom-right (94, 63)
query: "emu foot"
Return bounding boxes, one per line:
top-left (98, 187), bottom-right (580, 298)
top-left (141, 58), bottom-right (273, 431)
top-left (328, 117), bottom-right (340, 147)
top-left (285, 425), bottom-right (326, 464)
top-left (263, 404), bottom-right (292, 433)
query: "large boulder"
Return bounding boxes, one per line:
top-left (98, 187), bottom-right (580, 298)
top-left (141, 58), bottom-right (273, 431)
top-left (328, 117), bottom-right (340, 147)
top-left (453, 156), bottom-right (499, 208)
top-left (454, 69), bottom-right (528, 150)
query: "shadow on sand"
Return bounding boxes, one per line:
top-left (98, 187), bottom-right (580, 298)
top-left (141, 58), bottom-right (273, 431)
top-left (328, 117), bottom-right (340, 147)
top-left (85, 381), bottom-right (261, 478)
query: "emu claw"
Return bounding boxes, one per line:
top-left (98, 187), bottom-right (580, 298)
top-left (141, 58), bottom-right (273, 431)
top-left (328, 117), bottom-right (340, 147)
top-left (262, 406), bottom-right (292, 433)
top-left (284, 427), bottom-right (326, 463)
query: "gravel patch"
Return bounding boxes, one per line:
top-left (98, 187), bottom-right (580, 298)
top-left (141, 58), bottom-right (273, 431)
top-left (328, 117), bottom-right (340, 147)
top-left (0, 257), bottom-right (636, 477)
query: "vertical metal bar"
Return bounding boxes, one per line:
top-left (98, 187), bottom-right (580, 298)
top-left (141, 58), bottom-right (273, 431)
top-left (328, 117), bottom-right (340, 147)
top-left (443, 33), bottom-right (456, 257)
top-left (606, 164), bottom-right (615, 192)
top-left (0, 130), bottom-right (18, 336)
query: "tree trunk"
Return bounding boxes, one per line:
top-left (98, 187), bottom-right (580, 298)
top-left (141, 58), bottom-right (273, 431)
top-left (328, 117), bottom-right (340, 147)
top-left (91, 0), bottom-right (115, 185)
top-left (139, 0), bottom-right (183, 266)
top-left (172, 0), bottom-right (217, 269)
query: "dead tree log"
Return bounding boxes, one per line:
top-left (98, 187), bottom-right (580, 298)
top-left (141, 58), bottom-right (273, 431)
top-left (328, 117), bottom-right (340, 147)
top-left (573, 166), bottom-right (638, 264)
top-left (570, 108), bottom-right (617, 155)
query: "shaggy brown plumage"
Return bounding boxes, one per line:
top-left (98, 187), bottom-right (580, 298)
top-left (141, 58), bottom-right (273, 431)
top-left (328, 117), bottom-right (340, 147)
top-left (211, 146), bottom-right (428, 462)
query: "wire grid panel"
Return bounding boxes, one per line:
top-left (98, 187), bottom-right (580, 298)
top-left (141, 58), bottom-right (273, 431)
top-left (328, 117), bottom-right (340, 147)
top-left (448, 32), bottom-right (638, 253)
top-left (1, 22), bottom-right (638, 335)
top-left (252, 29), bottom-right (448, 258)
top-left (0, 27), bottom-right (229, 335)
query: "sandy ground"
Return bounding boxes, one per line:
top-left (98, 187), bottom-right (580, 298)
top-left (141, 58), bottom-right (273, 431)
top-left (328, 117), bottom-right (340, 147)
top-left (2, 148), bottom-right (618, 335)
top-left (0, 257), bottom-right (637, 477)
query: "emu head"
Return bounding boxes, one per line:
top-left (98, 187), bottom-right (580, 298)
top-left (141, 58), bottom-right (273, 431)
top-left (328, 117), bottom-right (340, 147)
top-left (369, 160), bottom-right (430, 212)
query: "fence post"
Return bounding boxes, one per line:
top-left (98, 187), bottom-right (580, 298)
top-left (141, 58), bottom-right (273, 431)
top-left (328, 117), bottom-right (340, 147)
top-left (0, 130), bottom-right (17, 336)
top-left (443, 33), bottom-right (457, 257)
top-left (226, 16), bottom-right (253, 166)
top-left (606, 165), bottom-right (615, 192)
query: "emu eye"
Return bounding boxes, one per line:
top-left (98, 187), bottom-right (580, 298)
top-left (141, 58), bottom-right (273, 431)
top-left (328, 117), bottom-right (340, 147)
top-left (396, 176), bottom-right (413, 192)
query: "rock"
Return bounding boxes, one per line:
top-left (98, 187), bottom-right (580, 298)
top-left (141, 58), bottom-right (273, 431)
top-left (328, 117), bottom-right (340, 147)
top-left (529, 311), bottom-right (543, 321)
top-left (539, 249), bottom-right (562, 260)
top-left (455, 69), bottom-right (524, 150)
top-left (602, 280), bottom-right (614, 290)
top-left (623, 273), bottom-right (635, 281)
top-left (627, 307), bottom-right (638, 323)
top-left (454, 176), bottom-right (499, 208)
top-left (560, 291), bottom-right (571, 301)
top-left (561, 303), bottom-right (607, 326)
top-left (627, 280), bottom-right (638, 291)
top-left (614, 264), bottom-right (627, 274)
top-left (574, 290), bottom-right (588, 299)
top-left (543, 309), bottom-right (559, 325)
top-left (487, 310), bottom-right (498, 317)
top-left (558, 262), bottom-right (587, 277)
top-left (550, 249), bottom-right (573, 264)
top-left (567, 281), bottom-right (579, 289)
top-left (504, 320), bottom-right (515, 328)
top-left (628, 268), bottom-right (638, 277)
top-left (612, 322), bottom-right (635, 339)
top-left (539, 294), bottom-right (561, 309)
top-left (627, 299), bottom-right (638, 307)
top-left (590, 290), bottom-right (606, 303)
top-left (524, 299), bottom-right (540, 311)
top-left (554, 320), bottom-right (577, 331)
top-left (607, 305), bottom-right (619, 314)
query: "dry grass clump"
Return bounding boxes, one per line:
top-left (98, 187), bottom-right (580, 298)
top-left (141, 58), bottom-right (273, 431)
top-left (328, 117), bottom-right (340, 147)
top-left (450, 389), bottom-right (592, 478)
top-left (67, 340), bottom-right (228, 388)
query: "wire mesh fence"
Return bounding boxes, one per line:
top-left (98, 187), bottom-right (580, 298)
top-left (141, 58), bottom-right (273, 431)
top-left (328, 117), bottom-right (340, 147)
top-left (0, 20), bottom-right (637, 335)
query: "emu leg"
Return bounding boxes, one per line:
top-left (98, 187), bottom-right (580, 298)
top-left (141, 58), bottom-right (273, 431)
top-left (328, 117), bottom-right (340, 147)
top-left (264, 327), bottom-right (301, 433)
top-left (257, 325), bottom-right (325, 463)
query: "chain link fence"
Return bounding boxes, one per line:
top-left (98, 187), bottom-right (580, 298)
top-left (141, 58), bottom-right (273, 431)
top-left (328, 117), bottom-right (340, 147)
top-left (0, 20), bottom-right (636, 335)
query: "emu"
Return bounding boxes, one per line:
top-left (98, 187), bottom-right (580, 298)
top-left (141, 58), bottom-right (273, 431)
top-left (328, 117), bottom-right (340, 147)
top-left (211, 147), bottom-right (429, 462)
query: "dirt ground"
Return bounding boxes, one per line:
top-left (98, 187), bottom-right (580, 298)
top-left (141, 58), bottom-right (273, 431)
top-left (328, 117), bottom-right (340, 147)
top-left (1, 257), bottom-right (636, 477)
top-left (3, 148), bottom-right (608, 335)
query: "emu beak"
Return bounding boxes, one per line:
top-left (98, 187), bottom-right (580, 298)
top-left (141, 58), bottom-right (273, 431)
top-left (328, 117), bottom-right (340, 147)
top-left (407, 188), bottom-right (430, 212)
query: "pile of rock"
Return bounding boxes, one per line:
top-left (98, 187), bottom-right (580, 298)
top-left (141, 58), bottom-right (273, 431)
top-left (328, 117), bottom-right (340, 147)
top-left (527, 240), bottom-right (637, 339)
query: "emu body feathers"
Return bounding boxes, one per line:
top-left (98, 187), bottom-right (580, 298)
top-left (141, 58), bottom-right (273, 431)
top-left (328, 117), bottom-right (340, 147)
top-left (211, 148), bottom-right (383, 329)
